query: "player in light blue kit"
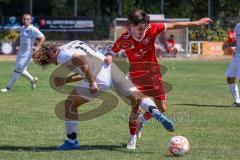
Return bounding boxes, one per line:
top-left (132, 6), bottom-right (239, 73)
top-left (1, 14), bottom-right (45, 93)
top-left (225, 23), bottom-right (240, 107)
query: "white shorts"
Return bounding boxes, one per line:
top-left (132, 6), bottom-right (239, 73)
top-left (76, 63), bottom-right (137, 101)
top-left (225, 57), bottom-right (240, 80)
top-left (15, 55), bottom-right (32, 72)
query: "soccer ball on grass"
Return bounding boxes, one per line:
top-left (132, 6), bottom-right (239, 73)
top-left (168, 135), bottom-right (190, 156)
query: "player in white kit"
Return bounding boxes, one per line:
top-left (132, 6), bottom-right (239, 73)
top-left (225, 23), bottom-right (240, 107)
top-left (32, 40), bottom-right (175, 150)
top-left (1, 14), bottom-right (45, 93)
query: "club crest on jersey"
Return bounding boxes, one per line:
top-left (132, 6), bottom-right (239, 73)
top-left (119, 40), bottom-right (132, 49)
top-left (143, 37), bottom-right (150, 45)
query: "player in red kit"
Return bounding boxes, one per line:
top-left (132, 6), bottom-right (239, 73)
top-left (228, 27), bottom-right (236, 44)
top-left (166, 34), bottom-right (177, 57)
top-left (104, 9), bottom-right (212, 149)
top-left (227, 27), bottom-right (236, 54)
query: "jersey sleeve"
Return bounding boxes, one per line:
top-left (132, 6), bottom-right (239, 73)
top-left (32, 27), bottom-right (44, 38)
top-left (150, 23), bottom-right (166, 35)
top-left (57, 49), bottom-right (74, 64)
top-left (111, 38), bottom-right (122, 53)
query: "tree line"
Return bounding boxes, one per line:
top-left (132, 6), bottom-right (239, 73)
top-left (0, 0), bottom-right (239, 40)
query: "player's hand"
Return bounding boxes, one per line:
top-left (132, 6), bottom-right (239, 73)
top-left (89, 81), bottom-right (99, 95)
top-left (104, 55), bottom-right (113, 65)
top-left (54, 77), bottom-right (66, 86)
top-left (33, 46), bottom-right (40, 52)
top-left (198, 18), bottom-right (213, 25)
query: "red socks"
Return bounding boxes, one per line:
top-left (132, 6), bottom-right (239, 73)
top-left (143, 111), bottom-right (153, 120)
top-left (129, 122), bottom-right (138, 135)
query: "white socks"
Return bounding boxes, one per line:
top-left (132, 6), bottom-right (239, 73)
top-left (129, 134), bottom-right (137, 139)
top-left (228, 83), bottom-right (240, 103)
top-left (65, 120), bottom-right (79, 143)
top-left (65, 120), bottom-right (79, 135)
top-left (139, 97), bottom-right (156, 111)
top-left (21, 69), bottom-right (34, 81)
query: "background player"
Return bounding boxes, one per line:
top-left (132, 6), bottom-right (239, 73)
top-left (32, 40), bottom-right (175, 150)
top-left (104, 9), bottom-right (212, 139)
top-left (1, 13), bottom-right (45, 93)
top-left (225, 23), bottom-right (240, 107)
top-left (166, 34), bottom-right (178, 57)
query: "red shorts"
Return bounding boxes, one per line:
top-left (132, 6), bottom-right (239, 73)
top-left (130, 63), bottom-right (166, 100)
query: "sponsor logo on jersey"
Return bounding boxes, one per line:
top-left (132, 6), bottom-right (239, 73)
top-left (134, 46), bottom-right (152, 59)
top-left (75, 45), bottom-right (93, 57)
top-left (135, 49), bottom-right (148, 58)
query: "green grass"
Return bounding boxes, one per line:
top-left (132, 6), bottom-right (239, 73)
top-left (0, 59), bottom-right (240, 160)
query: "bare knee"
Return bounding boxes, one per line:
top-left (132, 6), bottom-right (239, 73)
top-left (127, 91), bottom-right (144, 107)
top-left (64, 97), bottom-right (79, 116)
top-left (64, 89), bottom-right (89, 120)
top-left (154, 99), bottom-right (167, 113)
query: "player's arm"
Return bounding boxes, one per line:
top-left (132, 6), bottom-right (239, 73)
top-left (54, 73), bottom-right (83, 87)
top-left (104, 41), bottom-right (122, 64)
top-left (33, 28), bottom-right (45, 51)
top-left (166, 18), bottom-right (213, 30)
top-left (35, 36), bottom-right (46, 51)
top-left (15, 35), bottom-right (20, 46)
top-left (71, 53), bottom-right (98, 94)
top-left (65, 73), bottom-right (83, 83)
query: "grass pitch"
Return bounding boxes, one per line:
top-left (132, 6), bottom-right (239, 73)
top-left (0, 59), bottom-right (240, 160)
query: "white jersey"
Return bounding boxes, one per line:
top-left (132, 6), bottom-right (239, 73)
top-left (57, 40), bottom-right (105, 79)
top-left (235, 23), bottom-right (240, 60)
top-left (18, 25), bottom-right (44, 56)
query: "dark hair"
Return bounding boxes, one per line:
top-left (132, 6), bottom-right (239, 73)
top-left (32, 43), bottom-right (61, 69)
top-left (127, 9), bottom-right (150, 26)
top-left (22, 13), bottom-right (32, 19)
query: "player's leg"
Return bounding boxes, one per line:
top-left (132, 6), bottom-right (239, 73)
top-left (21, 67), bottom-right (38, 90)
top-left (226, 77), bottom-right (240, 106)
top-left (225, 58), bottom-right (240, 106)
top-left (1, 56), bottom-right (26, 92)
top-left (137, 98), bottom-right (166, 138)
top-left (111, 63), bottom-right (174, 149)
top-left (136, 75), bottom-right (167, 138)
top-left (57, 65), bottom-right (112, 150)
top-left (172, 48), bottom-right (178, 57)
top-left (121, 91), bottom-right (174, 149)
top-left (127, 93), bottom-right (174, 132)
top-left (166, 47), bottom-right (171, 57)
top-left (19, 57), bottom-right (38, 90)
top-left (127, 104), bottom-right (140, 149)
top-left (57, 88), bottom-right (89, 150)
top-left (110, 63), bottom-right (141, 149)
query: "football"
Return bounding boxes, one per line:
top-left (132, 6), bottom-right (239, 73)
top-left (168, 136), bottom-right (190, 156)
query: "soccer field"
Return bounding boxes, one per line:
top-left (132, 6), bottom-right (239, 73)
top-left (0, 59), bottom-right (240, 160)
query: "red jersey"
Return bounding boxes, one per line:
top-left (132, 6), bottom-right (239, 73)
top-left (228, 31), bottom-right (236, 43)
top-left (111, 23), bottom-right (167, 100)
top-left (111, 23), bottom-right (166, 64)
top-left (167, 39), bottom-right (176, 46)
